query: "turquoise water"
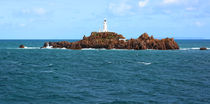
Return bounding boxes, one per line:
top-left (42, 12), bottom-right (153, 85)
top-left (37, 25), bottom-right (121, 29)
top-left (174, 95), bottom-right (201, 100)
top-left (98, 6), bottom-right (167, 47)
top-left (0, 40), bottom-right (210, 104)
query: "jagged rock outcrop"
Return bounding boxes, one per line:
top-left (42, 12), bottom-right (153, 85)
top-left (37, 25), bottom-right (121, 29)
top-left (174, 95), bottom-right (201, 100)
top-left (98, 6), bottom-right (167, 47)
top-left (43, 32), bottom-right (179, 50)
top-left (200, 47), bottom-right (207, 50)
top-left (19, 45), bottom-right (25, 48)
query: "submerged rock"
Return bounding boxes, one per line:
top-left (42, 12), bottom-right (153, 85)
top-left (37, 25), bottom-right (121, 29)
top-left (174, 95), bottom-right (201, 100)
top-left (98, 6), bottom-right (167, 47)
top-left (43, 32), bottom-right (179, 50)
top-left (19, 45), bottom-right (25, 48)
top-left (200, 47), bottom-right (207, 50)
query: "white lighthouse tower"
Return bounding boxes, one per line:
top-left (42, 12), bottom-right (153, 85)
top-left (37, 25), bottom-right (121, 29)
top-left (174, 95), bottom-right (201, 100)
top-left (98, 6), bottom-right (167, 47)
top-left (103, 18), bottom-right (108, 32)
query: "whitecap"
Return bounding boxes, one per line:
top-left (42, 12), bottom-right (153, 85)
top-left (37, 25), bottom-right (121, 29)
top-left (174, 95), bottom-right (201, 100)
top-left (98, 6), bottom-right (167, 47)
top-left (13, 46), bottom-right (41, 49)
top-left (24, 47), bottom-right (41, 49)
top-left (191, 48), bottom-right (200, 50)
top-left (40, 71), bottom-right (54, 73)
top-left (107, 62), bottom-right (112, 64)
top-left (5, 47), bottom-right (40, 49)
top-left (180, 47), bottom-right (201, 50)
top-left (81, 48), bottom-right (134, 51)
top-left (81, 48), bottom-right (106, 50)
top-left (61, 47), bottom-right (67, 49)
top-left (138, 62), bottom-right (151, 65)
top-left (110, 48), bottom-right (134, 51)
top-left (41, 47), bottom-right (53, 49)
top-left (43, 47), bottom-right (66, 49)
top-left (26, 47), bottom-right (68, 50)
top-left (47, 64), bottom-right (53, 67)
top-left (82, 48), bottom-right (95, 50)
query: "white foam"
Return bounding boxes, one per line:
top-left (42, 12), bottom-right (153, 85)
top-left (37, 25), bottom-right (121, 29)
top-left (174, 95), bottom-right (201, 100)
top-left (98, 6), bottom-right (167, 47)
top-left (48, 64), bottom-right (53, 66)
top-left (81, 48), bottom-right (95, 50)
top-left (5, 47), bottom-right (67, 50)
top-left (40, 71), bottom-right (54, 73)
top-left (138, 62), bottom-right (151, 65)
top-left (7, 47), bottom-right (209, 50)
top-left (180, 47), bottom-right (205, 50)
top-left (18, 47), bottom-right (41, 49)
top-left (191, 48), bottom-right (200, 50)
top-left (110, 48), bottom-right (134, 51)
top-left (42, 47), bottom-right (67, 50)
top-left (61, 47), bottom-right (67, 49)
top-left (81, 48), bottom-right (134, 51)
top-left (82, 48), bottom-right (106, 50)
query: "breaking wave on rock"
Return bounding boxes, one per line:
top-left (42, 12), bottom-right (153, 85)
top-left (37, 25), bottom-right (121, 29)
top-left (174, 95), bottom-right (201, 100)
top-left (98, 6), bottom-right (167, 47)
top-left (23, 46), bottom-right (67, 50)
top-left (81, 48), bottom-right (106, 50)
top-left (180, 47), bottom-right (210, 50)
top-left (24, 47), bottom-right (41, 49)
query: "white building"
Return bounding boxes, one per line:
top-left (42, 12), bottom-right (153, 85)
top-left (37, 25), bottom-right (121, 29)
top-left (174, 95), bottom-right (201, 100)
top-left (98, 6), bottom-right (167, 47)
top-left (99, 18), bottom-right (108, 32)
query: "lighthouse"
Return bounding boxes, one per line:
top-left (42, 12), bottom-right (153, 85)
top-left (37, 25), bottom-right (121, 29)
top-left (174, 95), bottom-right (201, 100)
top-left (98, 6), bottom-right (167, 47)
top-left (98, 18), bottom-right (108, 32)
top-left (103, 18), bottom-right (108, 32)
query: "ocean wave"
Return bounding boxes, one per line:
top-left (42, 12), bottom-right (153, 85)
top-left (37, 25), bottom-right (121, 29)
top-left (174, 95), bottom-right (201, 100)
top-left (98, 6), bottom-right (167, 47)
top-left (5, 47), bottom-right (67, 50)
top-left (81, 48), bottom-right (106, 50)
top-left (47, 64), bottom-right (53, 67)
top-left (180, 47), bottom-right (209, 50)
top-left (110, 49), bottom-right (134, 51)
top-left (82, 48), bottom-right (209, 51)
top-left (42, 47), bottom-right (67, 50)
top-left (5, 47), bottom-right (209, 50)
top-left (40, 71), bottom-right (54, 73)
top-left (107, 62), bottom-right (112, 64)
top-left (81, 48), bottom-right (134, 50)
top-left (5, 47), bottom-right (41, 49)
top-left (60, 47), bottom-right (67, 49)
top-left (24, 47), bottom-right (41, 49)
top-left (138, 62), bottom-right (151, 65)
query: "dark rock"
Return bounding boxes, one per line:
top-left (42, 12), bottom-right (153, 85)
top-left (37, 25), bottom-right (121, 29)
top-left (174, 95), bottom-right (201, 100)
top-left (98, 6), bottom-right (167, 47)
top-left (200, 47), bottom-right (207, 50)
top-left (19, 45), bottom-right (25, 48)
top-left (43, 32), bottom-right (179, 50)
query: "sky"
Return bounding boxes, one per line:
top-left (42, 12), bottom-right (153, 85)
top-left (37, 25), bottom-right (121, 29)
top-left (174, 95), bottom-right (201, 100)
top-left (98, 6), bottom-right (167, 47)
top-left (0, 0), bottom-right (210, 39)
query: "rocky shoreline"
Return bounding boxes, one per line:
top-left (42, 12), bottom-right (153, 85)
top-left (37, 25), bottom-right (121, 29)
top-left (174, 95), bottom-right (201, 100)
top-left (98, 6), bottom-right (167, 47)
top-left (42, 32), bottom-right (180, 50)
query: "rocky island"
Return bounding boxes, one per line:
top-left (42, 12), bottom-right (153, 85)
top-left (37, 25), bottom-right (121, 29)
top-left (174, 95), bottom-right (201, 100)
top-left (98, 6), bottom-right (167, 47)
top-left (42, 18), bottom-right (179, 50)
top-left (19, 45), bottom-right (25, 48)
top-left (42, 32), bottom-right (179, 50)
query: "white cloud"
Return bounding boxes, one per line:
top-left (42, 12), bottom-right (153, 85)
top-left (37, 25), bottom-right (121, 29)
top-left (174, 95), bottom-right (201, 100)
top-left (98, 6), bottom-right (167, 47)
top-left (109, 1), bottom-right (132, 15)
top-left (139, 0), bottom-right (149, 7)
top-left (162, 0), bottom-right (199, 5)
top-left (163, 0), bottom-right (180, 4)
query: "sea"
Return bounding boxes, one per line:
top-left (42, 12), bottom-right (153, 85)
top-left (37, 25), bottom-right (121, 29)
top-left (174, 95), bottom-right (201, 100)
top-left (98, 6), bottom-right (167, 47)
top-left (0, 39), bottom-right (210, 104)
